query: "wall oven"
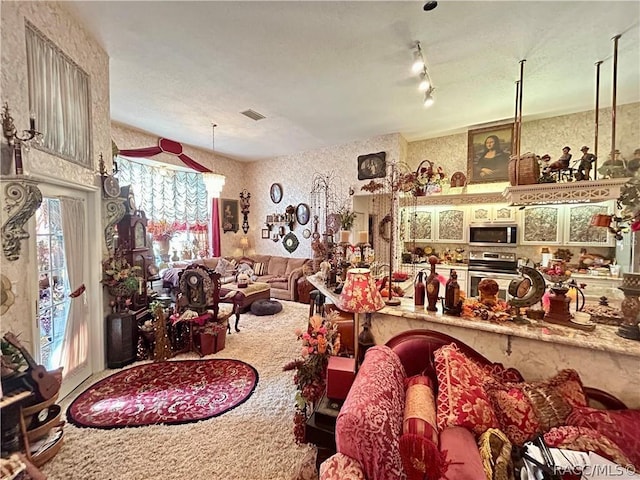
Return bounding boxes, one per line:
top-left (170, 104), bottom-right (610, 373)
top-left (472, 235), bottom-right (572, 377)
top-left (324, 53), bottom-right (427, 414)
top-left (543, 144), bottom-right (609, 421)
top-left (468, 251), bottom-right (519, 301)
top-left (469, 224), bottom-right (518, 247)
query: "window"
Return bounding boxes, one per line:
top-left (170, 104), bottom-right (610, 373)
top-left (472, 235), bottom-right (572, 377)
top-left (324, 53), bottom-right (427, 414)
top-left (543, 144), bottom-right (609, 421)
top-left (25, 21), bottom-right (91, 167)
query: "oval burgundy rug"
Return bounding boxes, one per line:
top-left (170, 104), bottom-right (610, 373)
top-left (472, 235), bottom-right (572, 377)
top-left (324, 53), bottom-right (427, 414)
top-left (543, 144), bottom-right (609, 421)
top-left (67, 359), bottom-right (258, 429)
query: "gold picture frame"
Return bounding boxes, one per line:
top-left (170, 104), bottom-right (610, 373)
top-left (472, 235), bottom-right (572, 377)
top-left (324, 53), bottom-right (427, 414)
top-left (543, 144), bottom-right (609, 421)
top-left (467, 123), bottom-right (514, 184)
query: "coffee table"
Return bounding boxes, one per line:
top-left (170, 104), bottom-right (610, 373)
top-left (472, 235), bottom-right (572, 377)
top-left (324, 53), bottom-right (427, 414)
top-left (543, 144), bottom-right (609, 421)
top-left (220, 282), bottom-right (271, 333)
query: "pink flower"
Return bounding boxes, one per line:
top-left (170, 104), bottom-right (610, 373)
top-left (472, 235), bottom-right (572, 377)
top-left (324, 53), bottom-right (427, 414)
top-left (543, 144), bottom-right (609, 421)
top-left (301, 347), bottom-right (309, 357)
top-left (318, 326), bottom-right (327, 335)
top-left (631, 219), bottom-right (640, 232)
top-left (302, 332), bottom-right (311, 340)
top-left (308, 346), bottom-right (314, 354)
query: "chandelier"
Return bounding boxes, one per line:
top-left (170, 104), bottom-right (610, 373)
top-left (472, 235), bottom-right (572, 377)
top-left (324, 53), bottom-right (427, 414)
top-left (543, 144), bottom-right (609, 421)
top-left (203, 122), bottom-right (226, 198)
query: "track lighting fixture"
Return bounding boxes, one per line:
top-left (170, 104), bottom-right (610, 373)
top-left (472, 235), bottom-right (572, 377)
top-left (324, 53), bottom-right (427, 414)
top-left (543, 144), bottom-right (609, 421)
top-left (412, 41), bottom-right (435, 107)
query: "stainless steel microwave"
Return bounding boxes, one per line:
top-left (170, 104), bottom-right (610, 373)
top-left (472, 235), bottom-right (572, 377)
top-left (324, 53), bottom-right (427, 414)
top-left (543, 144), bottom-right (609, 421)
top-left (468, 224), bottom-right (518, 246)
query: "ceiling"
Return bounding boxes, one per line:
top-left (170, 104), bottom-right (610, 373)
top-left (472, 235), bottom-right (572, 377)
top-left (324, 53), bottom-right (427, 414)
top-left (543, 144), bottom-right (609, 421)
top-left (63, 1), bottom-right (640, 162)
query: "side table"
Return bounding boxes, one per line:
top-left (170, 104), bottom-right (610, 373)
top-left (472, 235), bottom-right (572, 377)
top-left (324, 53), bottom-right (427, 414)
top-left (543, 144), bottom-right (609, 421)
top-left (305, 393), bottom-right (342, 471)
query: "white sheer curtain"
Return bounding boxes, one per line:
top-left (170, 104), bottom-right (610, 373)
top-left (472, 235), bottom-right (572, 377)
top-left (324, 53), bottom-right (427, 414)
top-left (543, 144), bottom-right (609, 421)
top-left (25, 22), bottom-right (91, 167)
top-left (59, 197), bottom-right (88, 377)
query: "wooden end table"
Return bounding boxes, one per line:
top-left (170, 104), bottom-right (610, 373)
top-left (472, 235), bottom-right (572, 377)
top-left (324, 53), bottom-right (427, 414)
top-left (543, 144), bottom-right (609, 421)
top-left (305, 393), bottom-right (342, 471)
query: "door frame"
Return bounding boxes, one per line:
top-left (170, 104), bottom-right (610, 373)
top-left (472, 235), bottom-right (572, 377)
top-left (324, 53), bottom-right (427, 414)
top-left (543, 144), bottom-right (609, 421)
top-left (29, 181), bottom-right (104, 398)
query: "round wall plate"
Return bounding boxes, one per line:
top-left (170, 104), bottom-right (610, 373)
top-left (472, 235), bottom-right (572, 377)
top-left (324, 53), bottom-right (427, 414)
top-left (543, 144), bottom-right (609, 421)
top-left (302, 228), bottom-right (311, 239)
top-left (283, 232), bottom-right (299, 253)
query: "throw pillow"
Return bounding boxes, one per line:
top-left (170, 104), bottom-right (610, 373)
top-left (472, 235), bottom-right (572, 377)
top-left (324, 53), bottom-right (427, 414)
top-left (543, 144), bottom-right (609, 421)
top-left (484, 369), bottom-right (588, 446)
top-left (434, 343), bottom-right (499, 436)
top-left (253, 262), bottom-right (266, 276)
top-left (214, 257), bottom-right (233, 275)
top-left (566, 406), bottom-right (640, 468)
top-left (543, 425), bottom-right (631, 467)
top-left (399, 375), bottom-right (448, 480)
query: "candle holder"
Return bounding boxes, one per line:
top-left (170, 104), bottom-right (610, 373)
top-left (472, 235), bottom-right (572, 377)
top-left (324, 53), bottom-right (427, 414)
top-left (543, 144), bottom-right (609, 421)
top-left (1, 102), bottom-right (41, 175)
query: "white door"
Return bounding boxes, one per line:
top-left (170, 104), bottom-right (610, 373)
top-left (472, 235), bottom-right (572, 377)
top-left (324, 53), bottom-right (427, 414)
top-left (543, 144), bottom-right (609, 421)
top-left (35, 184), bottom-right (92, 398)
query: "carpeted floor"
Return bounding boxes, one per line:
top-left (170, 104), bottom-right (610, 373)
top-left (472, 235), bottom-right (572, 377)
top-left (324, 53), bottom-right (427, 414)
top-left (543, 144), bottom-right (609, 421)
top-left (43, 300), bottom-right (318, 480)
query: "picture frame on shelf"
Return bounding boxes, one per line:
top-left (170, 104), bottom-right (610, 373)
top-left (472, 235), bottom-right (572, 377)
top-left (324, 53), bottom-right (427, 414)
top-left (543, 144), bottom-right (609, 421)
top-left (467, 123), bottom-right (514, 184)
top-left (261, 228), bottom-right (270, 239)
top-left (221, 199), bottom-right (239, 233)
top-left (357, 151), bottom-right (386, 180)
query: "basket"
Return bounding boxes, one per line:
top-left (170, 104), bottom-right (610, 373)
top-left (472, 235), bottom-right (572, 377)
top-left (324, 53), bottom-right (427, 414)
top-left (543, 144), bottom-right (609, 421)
top-left (509, 152), bottom-right (540, 186)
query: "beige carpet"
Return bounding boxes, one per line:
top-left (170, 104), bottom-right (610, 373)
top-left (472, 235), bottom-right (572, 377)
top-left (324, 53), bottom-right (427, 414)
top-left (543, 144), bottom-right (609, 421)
top-left (43, 301), bottom-right (318, 480)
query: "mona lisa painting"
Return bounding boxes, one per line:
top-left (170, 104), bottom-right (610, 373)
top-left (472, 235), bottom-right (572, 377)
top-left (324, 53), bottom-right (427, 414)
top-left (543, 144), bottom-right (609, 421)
top-left (467, 123), bottom-right (514, 184)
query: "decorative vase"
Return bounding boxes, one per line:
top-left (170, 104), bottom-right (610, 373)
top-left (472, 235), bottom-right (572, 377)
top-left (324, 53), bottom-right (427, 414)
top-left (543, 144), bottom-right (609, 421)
top-left (617, 273), bottom-right (640, 340)
top-left (156, 238), bottom-right (171, 255)
top-left (171, 250), bottom-right (179, 262)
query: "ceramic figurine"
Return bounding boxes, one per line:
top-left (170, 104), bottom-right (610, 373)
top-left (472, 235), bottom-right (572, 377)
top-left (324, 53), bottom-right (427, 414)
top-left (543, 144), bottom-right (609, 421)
top-left (575, 146), bottom-right (596, 181)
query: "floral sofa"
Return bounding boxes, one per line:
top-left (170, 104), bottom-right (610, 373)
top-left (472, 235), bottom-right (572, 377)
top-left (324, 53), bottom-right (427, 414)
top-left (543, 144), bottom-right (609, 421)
top-left (161, 254), bottom-right (312, 302)
top-left (320, 329), bottom-right (637, 480)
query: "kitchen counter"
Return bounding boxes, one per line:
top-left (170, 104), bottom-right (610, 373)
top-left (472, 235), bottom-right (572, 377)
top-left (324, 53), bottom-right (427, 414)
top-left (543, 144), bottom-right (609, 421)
top-left (307, 274), bottom-right (640, 408)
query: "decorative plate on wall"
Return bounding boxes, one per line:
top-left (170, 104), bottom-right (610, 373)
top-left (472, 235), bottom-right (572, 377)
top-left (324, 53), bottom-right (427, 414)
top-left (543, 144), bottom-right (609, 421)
top-left (302, 229), bottom-right (311, 239)
top-left (282, 232), bottom-right (299, 254)
top-left (296, 203), bottom-right (310, 225)
top-left (270, 183), bottom-right (283, 204)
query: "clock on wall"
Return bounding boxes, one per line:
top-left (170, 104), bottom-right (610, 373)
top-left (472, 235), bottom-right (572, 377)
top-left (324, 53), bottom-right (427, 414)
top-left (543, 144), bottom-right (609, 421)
top-left (102, 174), bottom-right (120, 199)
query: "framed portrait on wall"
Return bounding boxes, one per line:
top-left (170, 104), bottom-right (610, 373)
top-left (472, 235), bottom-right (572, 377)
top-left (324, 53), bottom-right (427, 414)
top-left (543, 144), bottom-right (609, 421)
top-left (261, 228), bottom-right (270, 239)
top-left (357, 151), bottom-right (386, 180)
top-left (467, 123), bottom-right (514, 184)
top-left (221, 199), bottom-right (239, 233)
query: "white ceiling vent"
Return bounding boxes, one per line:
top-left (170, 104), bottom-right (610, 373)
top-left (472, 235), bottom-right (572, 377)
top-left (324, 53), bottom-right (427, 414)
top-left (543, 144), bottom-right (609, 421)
top-left (240, 109), bottom-right (266, 121)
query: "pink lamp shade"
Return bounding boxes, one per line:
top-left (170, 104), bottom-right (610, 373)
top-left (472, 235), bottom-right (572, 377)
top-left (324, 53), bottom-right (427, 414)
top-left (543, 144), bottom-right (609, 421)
top-left (338, 268), bottom-right (385, 313)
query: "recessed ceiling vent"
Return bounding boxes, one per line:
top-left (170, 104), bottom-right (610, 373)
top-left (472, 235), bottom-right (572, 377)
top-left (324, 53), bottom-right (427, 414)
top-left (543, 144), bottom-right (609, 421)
top-left (240, 109), bottom-right (266, 121)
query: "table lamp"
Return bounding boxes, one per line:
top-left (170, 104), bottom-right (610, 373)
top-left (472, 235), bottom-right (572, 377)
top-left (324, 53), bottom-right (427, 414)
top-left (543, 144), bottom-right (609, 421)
top-left (337, 268), bottom-right (385, 363)
top-left (239, 236), bottom-right (249, 256)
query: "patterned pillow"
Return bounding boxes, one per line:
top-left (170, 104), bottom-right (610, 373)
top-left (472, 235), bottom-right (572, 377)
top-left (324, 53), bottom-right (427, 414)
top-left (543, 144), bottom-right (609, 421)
top-left (214, 257), bottom-right (234, 275)
top-left (253, 262), bottom-right (266, 276)
top-left (399, 375), bottom-right (448, 480)
top-left (484, 369), bottom-right (588, 446)
top-left (434, 344), bottom-right (499, 436)
top-left (566, 406), bottom-right (640, 468)
top-left (543, 425), bottom-right (631, 467)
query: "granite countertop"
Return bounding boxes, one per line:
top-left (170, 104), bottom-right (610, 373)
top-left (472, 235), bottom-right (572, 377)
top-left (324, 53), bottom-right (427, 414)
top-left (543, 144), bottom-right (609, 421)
top-left (306, 275), bottom-right (640, 359)
top-left (380, 299), bottom-right (640, 358)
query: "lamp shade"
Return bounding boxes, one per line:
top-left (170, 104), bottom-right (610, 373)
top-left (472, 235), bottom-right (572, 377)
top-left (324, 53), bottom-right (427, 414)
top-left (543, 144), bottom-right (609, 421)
top-left (239, 236), bottom-right (249, 248)
top-left (337, 268), bottom-right (385, 313)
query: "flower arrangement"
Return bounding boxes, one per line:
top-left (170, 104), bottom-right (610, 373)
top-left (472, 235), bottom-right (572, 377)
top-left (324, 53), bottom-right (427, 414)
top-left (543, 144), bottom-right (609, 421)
top-left (147, 220), bottom-right (178, 241)
top-left (102, 254), bottom-right (142, 311)
top-left (283, 312), bottom-right (340, 443)
top-left (618, 176), bottom-right (640, 232)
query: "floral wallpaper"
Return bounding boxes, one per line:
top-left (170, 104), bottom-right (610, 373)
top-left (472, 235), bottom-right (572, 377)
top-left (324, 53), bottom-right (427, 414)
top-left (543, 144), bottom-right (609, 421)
top-left (1, 2), bottom-right (110, 343)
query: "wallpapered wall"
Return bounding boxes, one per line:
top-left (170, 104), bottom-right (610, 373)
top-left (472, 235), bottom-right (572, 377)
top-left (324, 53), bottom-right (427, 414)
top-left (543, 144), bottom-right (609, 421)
top-left (1, 0), bottom-right (638, 368)
top-left (0, 2), bottom-right (110, 345)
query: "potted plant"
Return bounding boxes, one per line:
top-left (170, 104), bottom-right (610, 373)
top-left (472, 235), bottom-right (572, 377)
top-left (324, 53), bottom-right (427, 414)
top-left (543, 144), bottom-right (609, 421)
top-left (338, 207), bottom-right (357, 231)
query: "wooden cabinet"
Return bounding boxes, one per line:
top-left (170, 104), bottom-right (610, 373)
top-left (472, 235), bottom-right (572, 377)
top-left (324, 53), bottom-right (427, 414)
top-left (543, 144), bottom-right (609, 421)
top-left (563, 201), bottom-right (615, 246)
top-left (117, 211), bottom-right (151, 310)
top-left (403, 207), bottom-right (434, 242)
top-left (435, 207), bottom-right (467, 243)
top-left (469, 203), bottom-right (516, 223)
top-left (520, 205), bottom-right (563, 245)
top-left (106, 311), bottom-right (138, 368)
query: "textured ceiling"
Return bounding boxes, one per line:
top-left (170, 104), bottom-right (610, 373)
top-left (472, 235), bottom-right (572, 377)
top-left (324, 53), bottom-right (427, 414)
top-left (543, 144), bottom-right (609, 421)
top-left (63, 1), bottom-right (640, 161)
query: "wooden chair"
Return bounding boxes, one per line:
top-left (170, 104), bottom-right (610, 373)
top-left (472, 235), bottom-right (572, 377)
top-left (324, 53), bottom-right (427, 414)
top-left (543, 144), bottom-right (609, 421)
top-left (174, 265), bottom-right (232, 356)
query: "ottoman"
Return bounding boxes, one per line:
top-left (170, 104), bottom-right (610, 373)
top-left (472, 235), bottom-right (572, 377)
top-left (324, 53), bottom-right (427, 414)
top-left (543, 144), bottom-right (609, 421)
top-left (250, 299), bottom-right (283, 316)
top-left (221, 282), bottom-right (271, 332)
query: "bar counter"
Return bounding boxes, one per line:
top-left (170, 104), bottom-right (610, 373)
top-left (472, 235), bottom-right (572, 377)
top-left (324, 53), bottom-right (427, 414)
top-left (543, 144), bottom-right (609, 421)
top-left (307, 274), bottom-right (640, 408)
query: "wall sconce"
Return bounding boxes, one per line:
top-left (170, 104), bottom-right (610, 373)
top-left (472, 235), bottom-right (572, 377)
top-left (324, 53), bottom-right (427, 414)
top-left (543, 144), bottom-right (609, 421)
top-left (240, 189), bottom-right (251, 234)
top-left (2, 102), bottom-right (41, 175)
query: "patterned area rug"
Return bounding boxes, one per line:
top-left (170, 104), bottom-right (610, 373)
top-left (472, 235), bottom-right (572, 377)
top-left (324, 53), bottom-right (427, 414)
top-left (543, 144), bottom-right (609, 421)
top-left (67, 359), bottom-right (258, 428)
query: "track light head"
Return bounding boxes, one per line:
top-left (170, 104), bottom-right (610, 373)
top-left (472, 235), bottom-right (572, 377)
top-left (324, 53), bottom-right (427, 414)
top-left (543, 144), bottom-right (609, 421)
top-left (418, 72), bottom-right (431, 92)
top-left (423, 88), bottom-right (435, 107)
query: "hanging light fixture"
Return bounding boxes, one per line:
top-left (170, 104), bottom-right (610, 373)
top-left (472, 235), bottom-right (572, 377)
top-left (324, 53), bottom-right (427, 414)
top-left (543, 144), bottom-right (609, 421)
top-left (203, 122), bottom-right (226, 198)
top-left (412, 41), bottom-right (435, 108)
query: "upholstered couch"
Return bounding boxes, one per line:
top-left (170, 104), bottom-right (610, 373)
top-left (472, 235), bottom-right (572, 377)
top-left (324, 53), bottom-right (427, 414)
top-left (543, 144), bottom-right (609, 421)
top-left (162, 254), bottom-right (312, 302)
top-left (320, 329), bottom-right (633, 480)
